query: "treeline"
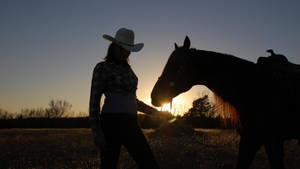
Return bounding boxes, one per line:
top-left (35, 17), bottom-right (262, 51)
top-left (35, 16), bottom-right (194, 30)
top-left (0, 100), bottom-right (80, 120)
top-left (0, 95), bottom-right (237, 129)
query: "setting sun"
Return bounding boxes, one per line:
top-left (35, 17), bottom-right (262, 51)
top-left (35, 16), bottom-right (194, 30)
top-left (161, 103), bottom-right (172, 112)
top-left (159, 97), bottom-right (186, 116)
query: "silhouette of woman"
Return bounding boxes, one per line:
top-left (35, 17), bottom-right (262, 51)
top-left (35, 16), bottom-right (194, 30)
top-left (89, 28), bottom-right (167, 169)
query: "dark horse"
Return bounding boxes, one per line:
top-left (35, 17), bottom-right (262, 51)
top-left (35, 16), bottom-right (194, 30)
top-left (151, 36), bottom-right (300, 169)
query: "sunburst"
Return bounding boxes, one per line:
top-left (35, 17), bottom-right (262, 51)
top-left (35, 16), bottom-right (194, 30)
top-left (159, 96), bottom-right (186, 116)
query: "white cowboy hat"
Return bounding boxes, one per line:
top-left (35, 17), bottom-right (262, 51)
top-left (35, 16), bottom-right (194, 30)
top-left (103, 28), bottom-right (144, 52)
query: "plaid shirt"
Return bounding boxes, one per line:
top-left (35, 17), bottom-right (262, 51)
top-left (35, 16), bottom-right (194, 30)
top-left (89, 61), bottom-right (158, 135)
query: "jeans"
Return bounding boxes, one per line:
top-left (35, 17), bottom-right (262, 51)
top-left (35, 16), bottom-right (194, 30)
top-left (100, 113), bottom-right (160, 169)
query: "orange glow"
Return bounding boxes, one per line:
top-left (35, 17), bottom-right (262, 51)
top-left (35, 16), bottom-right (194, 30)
top-left (159, 97), bottom-right (186, 116)
top-left (213, 91), bottom-right (240, 128)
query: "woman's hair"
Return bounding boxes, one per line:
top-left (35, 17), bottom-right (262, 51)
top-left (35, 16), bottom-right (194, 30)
top-left (104, 43), bottom-right (129, 65)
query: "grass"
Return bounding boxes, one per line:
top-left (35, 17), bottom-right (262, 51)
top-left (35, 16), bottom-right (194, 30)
top-left (0, 128), bottom-right (299, 169)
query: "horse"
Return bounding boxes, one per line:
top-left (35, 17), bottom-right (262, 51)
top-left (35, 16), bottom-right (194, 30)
top-left (151, 36), bottom-right (300, 169)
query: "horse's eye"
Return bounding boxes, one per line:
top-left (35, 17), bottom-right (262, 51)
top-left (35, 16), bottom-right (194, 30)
top-left (169, 81), bottom-right (175, 87)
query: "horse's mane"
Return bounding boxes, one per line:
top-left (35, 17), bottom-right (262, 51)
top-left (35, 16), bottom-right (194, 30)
top-left (213, 91), bottom-right (240, 128)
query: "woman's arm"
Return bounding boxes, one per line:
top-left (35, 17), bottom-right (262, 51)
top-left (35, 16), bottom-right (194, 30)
top-left (89, 63), bottom-right (106, 139)
top-left (136, 99), bottom-right (172, 120)
top-left (136, 98), bottom-right (160, 115)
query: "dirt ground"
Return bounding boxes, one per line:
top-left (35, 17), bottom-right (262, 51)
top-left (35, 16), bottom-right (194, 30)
top-left (0, 128), bottom-right (299, 169)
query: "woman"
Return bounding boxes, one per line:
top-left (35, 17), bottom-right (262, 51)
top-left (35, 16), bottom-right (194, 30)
top-left (89, 28), bottom-right (166, 169)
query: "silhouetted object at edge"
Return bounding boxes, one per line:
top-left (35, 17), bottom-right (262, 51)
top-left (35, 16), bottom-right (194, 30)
top-left (151, 36), bottom-right (300, 169)
top-left (257, 49), bottom-right (291, 76)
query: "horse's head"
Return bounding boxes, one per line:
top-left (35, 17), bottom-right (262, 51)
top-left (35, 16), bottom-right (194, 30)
top-left (151, 36), bottom-right (196, 107)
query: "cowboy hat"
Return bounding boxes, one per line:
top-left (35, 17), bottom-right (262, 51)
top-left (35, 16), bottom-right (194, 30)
top-left (103, 28), bottom-right (144, 52)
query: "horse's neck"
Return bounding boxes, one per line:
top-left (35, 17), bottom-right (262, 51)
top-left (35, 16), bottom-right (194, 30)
top-left (191, 51), bottom-right (256, 104)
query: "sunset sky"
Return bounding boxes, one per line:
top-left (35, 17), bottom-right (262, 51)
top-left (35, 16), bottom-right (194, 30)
top-left (1, 0), bottom-right (300, 114)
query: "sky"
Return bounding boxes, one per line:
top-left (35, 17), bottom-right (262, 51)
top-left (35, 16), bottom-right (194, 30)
top-left (1, 0), bottom-right (300, 114)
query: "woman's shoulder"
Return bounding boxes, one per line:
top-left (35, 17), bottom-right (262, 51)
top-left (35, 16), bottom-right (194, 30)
top-left (94, 61), bottom-right (114, 71)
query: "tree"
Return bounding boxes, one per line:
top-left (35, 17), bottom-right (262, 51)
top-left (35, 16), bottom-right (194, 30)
top-left (45, 99), bottom-right (72, 118)
top-left (184, 95), bottom-right (216, 118)
top-left (0, 109), bottom-right (13, 120)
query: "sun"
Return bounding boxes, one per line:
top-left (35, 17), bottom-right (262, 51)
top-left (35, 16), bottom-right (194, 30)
top-left (161, 103), bottom-right (172, 112)
top-left (159, 96), bottom-right (186, 116)
top-left (144, 96), bottom-right (187, 116)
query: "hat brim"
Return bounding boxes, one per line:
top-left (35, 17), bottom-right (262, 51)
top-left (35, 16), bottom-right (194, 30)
top-left (103, 34), bottom-right (144, 52)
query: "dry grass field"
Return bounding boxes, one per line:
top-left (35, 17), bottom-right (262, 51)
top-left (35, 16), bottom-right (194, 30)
top-left (0, 127), bottom-right (299, 169)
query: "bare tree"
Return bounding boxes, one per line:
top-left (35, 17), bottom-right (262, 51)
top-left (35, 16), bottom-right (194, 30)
top-left (45, 99), bottom-right (72, 118)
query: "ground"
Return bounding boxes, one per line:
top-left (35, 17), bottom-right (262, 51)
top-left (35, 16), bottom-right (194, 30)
top-left (0, 128), bottom-right (299, 169)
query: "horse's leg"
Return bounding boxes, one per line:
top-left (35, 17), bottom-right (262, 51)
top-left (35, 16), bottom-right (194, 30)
top-left (264, 139), bottom-right (284, 169)
top-left (236, 133), bottom-right (262, 169)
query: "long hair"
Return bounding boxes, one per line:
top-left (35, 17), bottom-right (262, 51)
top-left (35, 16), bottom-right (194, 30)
top-left (104, 43), bottom-right (130, 65)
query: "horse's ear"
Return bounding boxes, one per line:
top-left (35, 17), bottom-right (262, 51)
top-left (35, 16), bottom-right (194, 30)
top-left (183, 36), bottom-right (190, 49)
top-left (174, 43), bottom-right (179, 49)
